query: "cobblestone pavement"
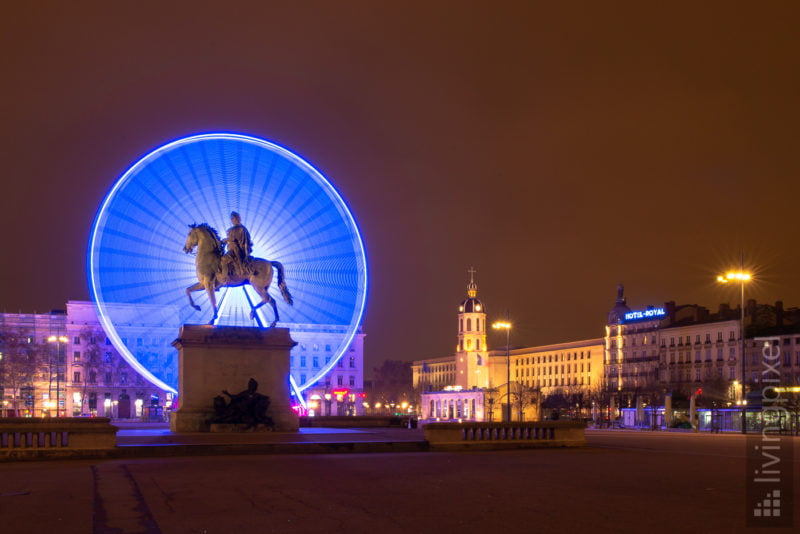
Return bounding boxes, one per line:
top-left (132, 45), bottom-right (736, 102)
top-left (0, 429), bottom-right (797, 533)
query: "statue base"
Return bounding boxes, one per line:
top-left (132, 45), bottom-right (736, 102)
top-left (170, 325), bottom-right (299, 432)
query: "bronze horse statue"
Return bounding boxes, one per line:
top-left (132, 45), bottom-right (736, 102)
top-left (183, 223), bottom-right (293, 326)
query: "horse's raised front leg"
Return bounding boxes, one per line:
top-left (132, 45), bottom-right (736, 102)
top-left (185, 282), bottom-right (204, 311)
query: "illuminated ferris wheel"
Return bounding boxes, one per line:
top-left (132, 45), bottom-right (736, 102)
top-left (88, 133), bottom-right (368, 397)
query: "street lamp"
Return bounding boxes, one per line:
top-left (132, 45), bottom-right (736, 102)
top-left (47, 335), bottom-right (68, 417)
top-left (492, 319), bottom-right (512, 422)
top-left (717, 265), bottom-right (751, 434)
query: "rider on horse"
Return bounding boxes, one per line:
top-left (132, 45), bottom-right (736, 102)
top-left (221, 211), bottom-right (253, 281)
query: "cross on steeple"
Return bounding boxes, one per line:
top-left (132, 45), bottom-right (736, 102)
top-left (467, 266), bottom-right (478, 298)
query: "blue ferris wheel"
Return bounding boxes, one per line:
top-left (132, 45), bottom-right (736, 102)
top-left (88, 133), bottom-right (368, 397)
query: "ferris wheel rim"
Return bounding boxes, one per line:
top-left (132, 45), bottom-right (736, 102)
top-left (87, 132), bottom-right (368, 396)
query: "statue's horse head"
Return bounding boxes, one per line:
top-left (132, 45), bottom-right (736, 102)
top-left (184, 223), bottom-right (223, 256)
top-left (183, 224), bottom-right (200, 254)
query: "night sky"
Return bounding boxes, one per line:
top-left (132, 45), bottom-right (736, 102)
top-left (2, 3), bottom-right (799, 373)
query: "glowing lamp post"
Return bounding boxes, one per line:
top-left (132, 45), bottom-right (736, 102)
top-left (492, 320), bottom-right (512, 422)
top-left (717, 268), bottom-right (751, 434)
top-left (47, 335), bottom-right (68, 417)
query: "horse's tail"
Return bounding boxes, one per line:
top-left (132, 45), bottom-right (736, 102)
top-left (270, 261), bottom-right (294, 306)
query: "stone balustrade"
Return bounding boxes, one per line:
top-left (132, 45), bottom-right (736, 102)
top-left (423, 420), bottom-right (586, 450)
top-left (0, 417), bottom-right (118, 456)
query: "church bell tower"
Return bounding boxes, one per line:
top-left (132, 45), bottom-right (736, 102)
top-left (456, 268), bottom-right (489, 389)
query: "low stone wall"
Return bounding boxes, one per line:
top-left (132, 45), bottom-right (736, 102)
top-left (0, 417), bottom-right (118, 457)
top-left (423, 420), bottom-right (586, 450)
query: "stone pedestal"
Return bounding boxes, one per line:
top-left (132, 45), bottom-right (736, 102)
top-left (170, 325), bottom-right (299, 432)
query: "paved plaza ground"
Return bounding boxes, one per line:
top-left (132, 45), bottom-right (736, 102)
top-left (0, 428), bottom-right (797, 533)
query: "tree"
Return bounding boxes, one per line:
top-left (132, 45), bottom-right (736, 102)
top-left (783, 390), bottom-right (800, 436)
top-left (76, 327), bottom-right (106, 415)
top-left (484, 387), bottom-right (499, 421)
top-left (0, 329), bottom-right (42, 414)
top-left (588, 375), bottom-right (614, 426)
top-left (509, 382), bottom-right (539, 421)
top-left (370, 360), bottom-right (413, 407)
top-left (541, 388), bottom-right (571, 420)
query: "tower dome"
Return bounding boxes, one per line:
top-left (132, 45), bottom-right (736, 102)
top-left (608, 282), bottom-right (631, 324)
top-left (459, 270), bottom-right (484, 313)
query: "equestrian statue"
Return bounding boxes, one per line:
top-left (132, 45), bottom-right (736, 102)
top-left (183, 212), bottom-right (293, 326)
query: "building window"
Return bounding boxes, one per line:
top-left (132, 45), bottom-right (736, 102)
top-left (300, 356), bottom-right (306, 367)
top-left (89, 371), bottom-right (97, 384)
top-left (73, 351), bottom-right (81, 362)
top-left (349, 357), bottom-right (355, 368)
top-left (729, 367), bottom-right (736, 380)
top-left (312, 356), bottom-right (319, 368)
top-left (120, 372), bottom-right (127, 384)
top-left (337, 375), bottom-right (343, 386)
top-left (137, 338), bottom-right (143, 346)
top-left (105, 372), bottom-right (112, 384)
top-left (73, 371), bottom-right (81, 383)
top-left (349, 376), bottom-right (355, 386)
top-left (325, 344), bottom-right (331, 352)
top-left (300, 374), bottom-right (306, 384)
top-left (695, 369), bottom-right (701, 381)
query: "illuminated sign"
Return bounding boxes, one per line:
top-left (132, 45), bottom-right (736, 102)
top-left (623, 308), bottom-right (666, 322)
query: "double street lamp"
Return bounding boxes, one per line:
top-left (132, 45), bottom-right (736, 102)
top-left (47, 335), bottom-right (68, 417)
top-left (492, 320), bottom-right (512, 422)
top-left (717, 268), bottom-right (751, 434)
